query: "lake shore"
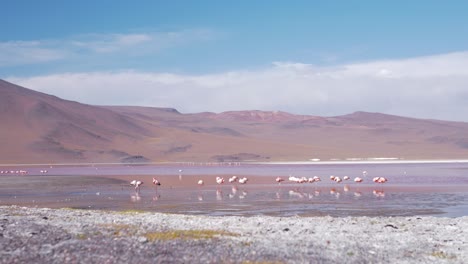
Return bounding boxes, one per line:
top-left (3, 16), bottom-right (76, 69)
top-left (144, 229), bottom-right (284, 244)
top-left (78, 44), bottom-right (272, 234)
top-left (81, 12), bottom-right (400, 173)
top-left (1, 205), bottom-right (467, 263)
top-left (2, 158), bottom-right (468, 167)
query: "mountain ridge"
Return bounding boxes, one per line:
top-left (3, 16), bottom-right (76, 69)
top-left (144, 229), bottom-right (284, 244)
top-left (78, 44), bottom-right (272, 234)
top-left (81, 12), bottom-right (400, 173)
top-left (1, 79), bottom-right (467, 164)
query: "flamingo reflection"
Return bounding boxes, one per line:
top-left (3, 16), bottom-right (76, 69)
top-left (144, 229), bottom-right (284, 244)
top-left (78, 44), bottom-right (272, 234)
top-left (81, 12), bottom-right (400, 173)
top-left (131, 192), bottom-right (141, 202)
top-left (239, 191), bottom-right (248, 199)
top-left (152, 194), bottom-right (161, 201)
top-left (216, 189), bottom-right (223, 200)
top-left (343, 185), bottom-right (350, 192)
top-left (373, 190), bottom-right (385, 197)
top-left (289, 189), bottom-right (305, 199)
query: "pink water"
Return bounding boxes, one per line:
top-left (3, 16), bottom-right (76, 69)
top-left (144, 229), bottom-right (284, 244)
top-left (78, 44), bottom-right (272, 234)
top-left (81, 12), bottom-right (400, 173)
top-left (1, 162), bottom-right (468, 217)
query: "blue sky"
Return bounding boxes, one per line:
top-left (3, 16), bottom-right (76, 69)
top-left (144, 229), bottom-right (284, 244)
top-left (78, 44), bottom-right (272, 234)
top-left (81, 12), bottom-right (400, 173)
top-left (3, 1), bottom-right (468, 121)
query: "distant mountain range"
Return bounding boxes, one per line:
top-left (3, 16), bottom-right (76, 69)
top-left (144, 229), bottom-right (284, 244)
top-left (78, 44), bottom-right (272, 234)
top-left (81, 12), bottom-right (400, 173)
top-left (1, 79), bottom-right (468, 164)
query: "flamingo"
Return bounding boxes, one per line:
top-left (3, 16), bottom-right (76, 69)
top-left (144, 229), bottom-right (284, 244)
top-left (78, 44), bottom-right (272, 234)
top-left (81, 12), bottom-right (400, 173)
top-left (343, 176), bottom-right (350, 181)
top-left (130, 180), bottom-right (143, 192)
top-left (276, 177), bottom-right (285, 184)
top-left (238, 177), bottom-right (248, 184)
top-left (229, 176), bottom-right (238, 183)
top-left (289, 176), bottom-right (300, 183)
top-left (334, 176), bottom-right (342, 183)
top-left (354, 177), bottom-right (363, 183)
top-left (375, 177), bottom-right (388, 183)
top-left (308, 176), bottom-right (320, 183)
top-left (296, 177), bottom-right (306, 183)
top-left (152, 177), bottom-right (161, 186)
top-left (330, 175), bottom-right (336, 181)
top-left (197, 179), bottom-right (204, 186)
top-left (216, 177), bottom-right (225, 185)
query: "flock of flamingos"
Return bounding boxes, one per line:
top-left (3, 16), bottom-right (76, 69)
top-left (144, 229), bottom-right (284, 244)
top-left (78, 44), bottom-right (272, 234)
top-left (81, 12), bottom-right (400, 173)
top-left (129, 170), bottom-right (389, 199)
top-left (1, 167), bottom-right (389, 200)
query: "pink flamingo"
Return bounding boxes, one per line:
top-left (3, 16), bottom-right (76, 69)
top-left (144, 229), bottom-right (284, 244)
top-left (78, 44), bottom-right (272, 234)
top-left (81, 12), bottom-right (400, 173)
top-left (238, 177), bottom-right (248, 184)
top-left (197, 179), bottom-right (204, 186)
top-left (373, 177), bottom-right (388, 183)
top-left (354, 177), bottom-right (363, 183)
top-left (276, 177), bottom-right (285, 184)
top-left (289, 176), bottom-right (299, 183)
top-left (308, 176), bottom-right (320, 183)
top-left (130, 180), bottom-right (143, 192)
top-left (216, 176), bottom-right (225, 185)
top-left (152, 177), bottom-right (161, 187)
top-left (229, 176), bottom-right (238, 183)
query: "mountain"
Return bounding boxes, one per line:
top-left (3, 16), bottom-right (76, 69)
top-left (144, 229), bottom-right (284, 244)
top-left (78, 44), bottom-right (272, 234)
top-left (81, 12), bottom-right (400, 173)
top-left (1, 79), bottom-right (468, 164)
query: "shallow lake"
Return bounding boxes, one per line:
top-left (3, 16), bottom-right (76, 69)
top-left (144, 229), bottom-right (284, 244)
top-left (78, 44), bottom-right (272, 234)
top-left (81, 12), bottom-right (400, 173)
top-left (1, 161), bottom-right (468, 217)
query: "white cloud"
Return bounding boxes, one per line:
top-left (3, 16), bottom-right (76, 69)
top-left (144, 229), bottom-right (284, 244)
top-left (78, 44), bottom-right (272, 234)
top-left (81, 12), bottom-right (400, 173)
top-left (0, 29), bottom-right (215, 66)
top-left (0, 41), bottom-right (68, 66)
top-left (7, 51), bottom-right (468, 122)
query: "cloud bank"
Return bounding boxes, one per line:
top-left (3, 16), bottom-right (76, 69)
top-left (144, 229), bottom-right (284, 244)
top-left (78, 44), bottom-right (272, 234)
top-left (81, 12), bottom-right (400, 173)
top-left (7, 51), bottom-right (468, 122)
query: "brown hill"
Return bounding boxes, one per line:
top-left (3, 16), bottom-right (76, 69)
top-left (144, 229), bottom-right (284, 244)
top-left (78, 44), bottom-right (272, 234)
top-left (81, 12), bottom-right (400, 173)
top-left (1, 79), bottom-right (468, 164)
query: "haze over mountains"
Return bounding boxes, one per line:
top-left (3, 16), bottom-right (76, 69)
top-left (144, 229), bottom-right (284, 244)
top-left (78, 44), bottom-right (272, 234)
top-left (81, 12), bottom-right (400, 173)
top-left (1, 79), bottom-right (468, 164)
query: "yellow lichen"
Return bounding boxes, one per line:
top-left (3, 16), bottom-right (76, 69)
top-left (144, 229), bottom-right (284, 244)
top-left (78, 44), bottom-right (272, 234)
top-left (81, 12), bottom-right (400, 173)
top-left (431, 251), bottom-right (456, 259)
top-left (76, 233), bottom-right (87, 240)
top-left (144, 229), bottom-right (238, 241)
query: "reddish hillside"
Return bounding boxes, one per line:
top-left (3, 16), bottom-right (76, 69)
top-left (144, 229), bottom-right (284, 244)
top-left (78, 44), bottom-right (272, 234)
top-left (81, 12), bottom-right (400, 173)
top-left (0, 80), bottom-right (152, 163)
top-left (1, 79), bottom-right (468, 164)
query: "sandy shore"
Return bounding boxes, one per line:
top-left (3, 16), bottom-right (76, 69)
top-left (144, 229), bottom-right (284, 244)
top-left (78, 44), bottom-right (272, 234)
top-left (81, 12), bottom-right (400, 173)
top-left (1, 206), bottom-right (467, 263)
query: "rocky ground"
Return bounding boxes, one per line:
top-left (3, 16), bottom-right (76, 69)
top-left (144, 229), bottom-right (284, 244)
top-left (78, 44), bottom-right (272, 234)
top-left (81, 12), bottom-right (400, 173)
top-left (1, 205), bottom-right (467, 263)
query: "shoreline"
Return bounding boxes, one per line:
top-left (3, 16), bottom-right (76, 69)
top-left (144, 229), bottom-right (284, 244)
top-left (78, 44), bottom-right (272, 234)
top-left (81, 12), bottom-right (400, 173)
top-left (2, 158), bottom-right (468, 167)
top-left (1, 205), bottom-right (467, 263)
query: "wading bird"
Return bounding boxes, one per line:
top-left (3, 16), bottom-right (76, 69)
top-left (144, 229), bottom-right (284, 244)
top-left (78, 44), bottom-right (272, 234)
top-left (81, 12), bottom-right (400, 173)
top-left (229, 176), bottom-right (238, 183)
top-left (373, 177), bottom-right (388, 184)
top-left (130, 180), bottom-right (143, 192)
top-left (238, 177), bottom-right (248, 184)
top-left (354, 177), bottom-right (363, 183)
top-left (334, 176), bottom-right (342, 183)
top-left (152, 177), bottom-right (161, 186)
top-left (216, 177), bottom-right (225, 185)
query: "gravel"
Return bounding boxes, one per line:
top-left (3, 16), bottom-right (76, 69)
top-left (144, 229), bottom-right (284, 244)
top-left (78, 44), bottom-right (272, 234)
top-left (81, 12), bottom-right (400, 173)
top-left (1, 205), bottom-right (467, 263)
